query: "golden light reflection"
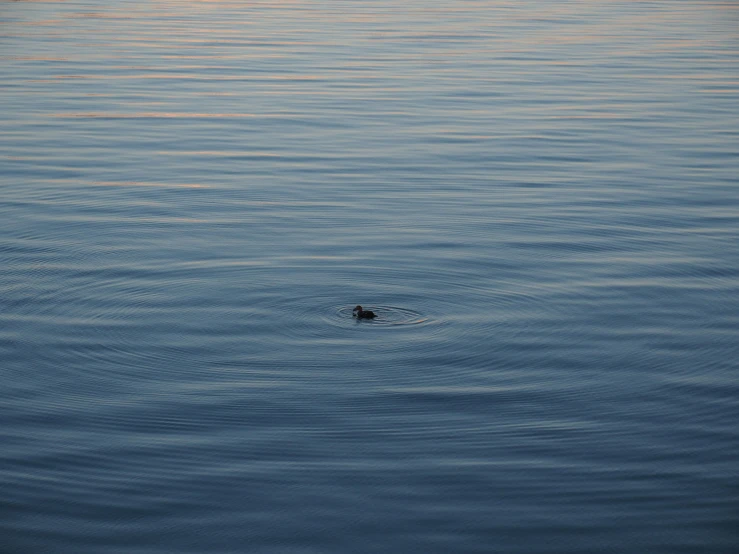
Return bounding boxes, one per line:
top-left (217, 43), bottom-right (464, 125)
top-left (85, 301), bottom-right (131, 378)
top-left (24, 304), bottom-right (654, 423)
top-left (1, 56), bottom-right (69, 61)
top-left (52, 112), bottom-right (281, 119)
top-left (32, 74), bottom-right (322, 82)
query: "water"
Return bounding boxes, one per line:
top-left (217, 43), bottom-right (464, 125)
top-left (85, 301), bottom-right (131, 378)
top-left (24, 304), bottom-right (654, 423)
top-left (1, 1), bottom-right (738, 552)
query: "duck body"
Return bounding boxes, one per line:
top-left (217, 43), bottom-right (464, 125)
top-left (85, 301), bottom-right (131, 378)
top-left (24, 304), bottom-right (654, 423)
top-left (353, 305), bottom-right (376, 319)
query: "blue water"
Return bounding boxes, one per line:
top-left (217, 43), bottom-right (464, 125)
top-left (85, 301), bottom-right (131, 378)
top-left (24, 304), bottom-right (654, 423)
top-left (1, 1), bottom-right (738, 552)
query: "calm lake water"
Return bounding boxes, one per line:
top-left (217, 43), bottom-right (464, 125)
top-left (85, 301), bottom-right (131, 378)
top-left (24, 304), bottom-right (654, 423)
top-left (1, 1), bottom-right (738, 552)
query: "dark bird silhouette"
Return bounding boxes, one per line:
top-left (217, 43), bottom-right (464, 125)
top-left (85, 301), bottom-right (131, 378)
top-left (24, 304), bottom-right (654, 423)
top-left (353, 305), bottom-right (376, 319)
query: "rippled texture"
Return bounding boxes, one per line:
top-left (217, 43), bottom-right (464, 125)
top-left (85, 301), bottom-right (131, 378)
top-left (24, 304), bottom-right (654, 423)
top-left (1, 1), bottom-right (738, 553)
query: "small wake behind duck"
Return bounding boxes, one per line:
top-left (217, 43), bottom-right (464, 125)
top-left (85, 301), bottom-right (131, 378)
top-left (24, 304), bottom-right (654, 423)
top-left (325, 305), bottom-right (429, 327)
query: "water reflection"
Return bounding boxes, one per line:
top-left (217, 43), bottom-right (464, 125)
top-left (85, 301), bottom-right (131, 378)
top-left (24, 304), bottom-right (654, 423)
top-left (1, 1), bottom-right (738, 553)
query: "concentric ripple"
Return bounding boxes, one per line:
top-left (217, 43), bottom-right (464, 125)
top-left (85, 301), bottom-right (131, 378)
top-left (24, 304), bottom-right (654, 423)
top-left (331, 305), bottom-right (430, 327)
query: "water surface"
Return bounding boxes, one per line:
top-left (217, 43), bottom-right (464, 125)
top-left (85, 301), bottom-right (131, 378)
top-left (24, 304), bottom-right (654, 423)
top-left (1, 1), bottom-right (738, 552)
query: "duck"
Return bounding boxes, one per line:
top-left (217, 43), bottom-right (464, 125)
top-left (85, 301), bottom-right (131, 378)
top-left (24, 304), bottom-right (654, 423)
top-left (353, 305), bottom-right (376, 319)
